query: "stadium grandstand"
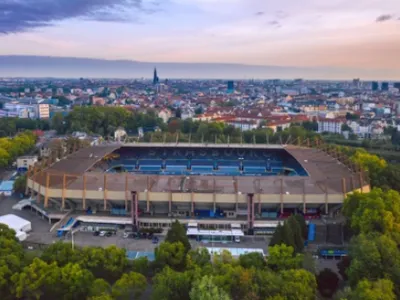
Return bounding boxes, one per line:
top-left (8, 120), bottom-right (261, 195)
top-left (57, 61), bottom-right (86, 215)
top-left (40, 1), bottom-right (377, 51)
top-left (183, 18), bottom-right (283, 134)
top-left (26, 142), bottom-right (369, 234)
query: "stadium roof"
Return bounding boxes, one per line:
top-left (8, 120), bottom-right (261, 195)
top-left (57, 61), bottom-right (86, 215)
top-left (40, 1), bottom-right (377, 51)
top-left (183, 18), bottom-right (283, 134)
top-left (33, 143), bottom-right (360, 195)
top-left (47, 145), bottom-right (120, 174)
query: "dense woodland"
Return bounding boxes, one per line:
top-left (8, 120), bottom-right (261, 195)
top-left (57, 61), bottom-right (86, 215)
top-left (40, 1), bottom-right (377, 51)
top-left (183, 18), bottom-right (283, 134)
top-left (0, 131), bottom-right (36, 167)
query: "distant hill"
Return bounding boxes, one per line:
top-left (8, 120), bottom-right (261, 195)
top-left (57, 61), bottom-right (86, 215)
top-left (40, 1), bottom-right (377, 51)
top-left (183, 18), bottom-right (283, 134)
top-left (0, 55), bottom-right (398, 80)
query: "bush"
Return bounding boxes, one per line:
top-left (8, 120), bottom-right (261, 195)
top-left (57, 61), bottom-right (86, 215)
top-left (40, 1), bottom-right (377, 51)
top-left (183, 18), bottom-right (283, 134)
top-left (317, 268), bottom-right (340, 298)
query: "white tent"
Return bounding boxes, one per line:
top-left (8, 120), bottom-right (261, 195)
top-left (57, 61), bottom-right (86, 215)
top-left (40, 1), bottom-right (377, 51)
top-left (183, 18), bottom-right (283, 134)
top-left (0, 214), bottom-right (31, 241)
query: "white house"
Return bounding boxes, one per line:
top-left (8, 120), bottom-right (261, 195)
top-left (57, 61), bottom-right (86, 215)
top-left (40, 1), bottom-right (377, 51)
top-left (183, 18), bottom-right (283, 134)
top-left (16, 155), bottom-right (38, 171)
top-left (158, 109), bottom-right (172, 123)
top-left (114, 127), bottom-right (127, 142)
top-left (318, 119), bottom-right (344, 134)
top-left (226, 120), bottom-right (258, 131)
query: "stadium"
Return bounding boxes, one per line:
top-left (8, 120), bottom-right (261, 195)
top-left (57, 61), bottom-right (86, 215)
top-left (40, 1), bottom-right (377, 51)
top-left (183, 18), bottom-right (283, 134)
top-left (26, 142), bottom-right (369, 237)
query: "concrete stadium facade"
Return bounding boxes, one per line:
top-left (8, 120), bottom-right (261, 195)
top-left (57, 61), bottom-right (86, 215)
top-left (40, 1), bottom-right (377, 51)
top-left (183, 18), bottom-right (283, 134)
top-left (26, 142), bottom-right (370, 232)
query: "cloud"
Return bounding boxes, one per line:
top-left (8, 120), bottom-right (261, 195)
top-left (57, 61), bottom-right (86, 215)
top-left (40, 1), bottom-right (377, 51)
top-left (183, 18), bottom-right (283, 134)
top-left (268, 20), bottom-right (281, 28)
top-left (255, 12), bottom-right (264, 16)
top-left (0, 0), bottom-right (153, 34)
top-left (275, 10), bottom-right (288, 20)
top-left (376, 14), bottom-right (393, 22)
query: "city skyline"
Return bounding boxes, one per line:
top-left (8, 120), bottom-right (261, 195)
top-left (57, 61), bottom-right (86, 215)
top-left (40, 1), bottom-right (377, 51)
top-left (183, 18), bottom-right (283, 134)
top-left (0, 0), bottom-right (400, 78)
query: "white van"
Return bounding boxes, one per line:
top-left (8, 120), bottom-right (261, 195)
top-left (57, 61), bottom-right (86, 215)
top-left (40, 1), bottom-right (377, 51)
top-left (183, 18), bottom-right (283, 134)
top-left (234, 236), bottom-right (240, 243)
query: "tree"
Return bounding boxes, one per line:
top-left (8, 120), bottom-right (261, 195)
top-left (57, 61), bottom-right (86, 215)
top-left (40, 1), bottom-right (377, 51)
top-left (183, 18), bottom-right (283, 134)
top-left (269, 223), bottom-right (284, 247)
top-left (187, 248), bottom-right (211, 268)
top-left (175, 108), bottom-right (182, 119)
top-left (337, 256), bottom-right (351, 281)
top-left (238, 252), bottom-right (266, 269)
top-left (88, 295), bottom-right (114, 300)
top-left (346, 112), bottom-right (360, 121)
top-left (230, 267), bottom-right (258, 300)
top-left (168, 119), bottom-right (182, 133)
top-left (131, 257), bottom-right (150, 276)
top-left (112, 271), bottom-right (147, 300)
top-left (165, 220), bottom-right (191, 253)
top-left (316, 268), bottom-right (340, 298)
top-left (0, 147), bottom-right (10, 167)
top-left (11, 258), bottom-right (60, 299)
top-left (152, 266), bottom-right (193, 300)
top-left (51, 112), bottom-right (66, 134)
top-left (342, 124), bottom-right (353, 132)
top-left (81, 245), bottom-right (128, 282)
top-left (294, 214), bottom-right (308, 240)
top-left (58, 263), bottom-right (94, 299)
top-left (279, 269), bottom-right (317, 300)
top-left (254, 269), bottom-right (283, 299)
top-left (54, 96), bottom-right (72, 107)
top-left (301, 121), bottom-right (318, 132)
top-left (0, 225), bottom-right (24, 299)
top-left (350, 150), bottom-right (387, 188)
top-left (88, 279), bottom-right (112, 298)
top-left (347, 233), bottom-right (400, 294)
top-left (287, 216), bottom-right (304, 253)
top-left (155, 242), bottom-right (187, 271)
top-left (351, 279), bottom-right (395, 300)
top-left (269, 221), bottom-right (296, 251)
top-left (190, 275), bottom-right (231, 300)
top-left (379, 164), bottom-right (400, 191)
top-left (267, 244), bottom-right (303, 271)
top-left (0, 224), bottom-right (19, 241)
top-left (13, 175), bottom-right (26, 195)
top-left (40, 242), bottom-right (81, 267)
top-left (343, 189), bottom-right (400, 236)
top-left (194, 107), bottom-right (203, 115)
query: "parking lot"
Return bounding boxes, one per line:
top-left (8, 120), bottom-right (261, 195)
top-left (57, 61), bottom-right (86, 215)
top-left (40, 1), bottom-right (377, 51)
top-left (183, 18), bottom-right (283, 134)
top-left (65, 231), bottom-right (166, 252)
top-left (64, 231), bottom-right (270, 252)
top-left (1, 195), bottom-right (270, 253)
top-left (0, 196), bottom-right (54, 244)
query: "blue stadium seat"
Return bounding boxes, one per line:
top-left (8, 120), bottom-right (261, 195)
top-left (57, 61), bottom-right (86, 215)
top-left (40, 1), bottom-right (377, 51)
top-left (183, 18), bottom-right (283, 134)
top-left (166, 165), bottom-right (187, 172)
top-left (244, 166), bottom-right (266, 173)
top-left (109, 147), bottom-right (308, 177)
top-left (192, 166), bottom-right (214, 173)
top-left (166, 160), bottom-right (187, 166)
top-left (140, 166), bottom-right (161, 172)
top-left (140, 159), bottom-right (162, 166)
top-left (243, 160), bottom-right (264, 167)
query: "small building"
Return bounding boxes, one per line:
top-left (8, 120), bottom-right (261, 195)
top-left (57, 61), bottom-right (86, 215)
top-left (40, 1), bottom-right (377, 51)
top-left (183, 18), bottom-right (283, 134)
top-left (0, 214), bottom-right (31, 241)
top-left (318, 118), bottom-right (345, 134)
top-left (114, 127), bottom-right (127, 142)
top-left (158, 108), bottom-right (172, 123)
top-left (16, 155), bottom-right (38, 171)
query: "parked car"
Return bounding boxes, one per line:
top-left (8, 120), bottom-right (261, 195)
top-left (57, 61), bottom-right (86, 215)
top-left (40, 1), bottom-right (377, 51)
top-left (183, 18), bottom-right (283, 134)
top-left (152, 236), bottom-right (159, 244)
top-left (123, 232), bottom-right (138, 239)
top-left (99, 231), bottom-right (107, 237)
top-left (105, 231), bottom-right (113, 237)
top-left (147, 233), bottom-right (154, 240)
top-left (234, 236), bottom-right (240, 243)
top-left (123, 231), bottom-right (133, 239)
top-left (93, 231), bottom-right (100, 236)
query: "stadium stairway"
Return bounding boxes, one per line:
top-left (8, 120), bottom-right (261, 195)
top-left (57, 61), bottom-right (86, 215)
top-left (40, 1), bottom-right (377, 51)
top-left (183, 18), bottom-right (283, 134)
top-left (50, 210), bottom-right (74, 232)
top-left (326, 223), bottom-right (344, 245)
top-left (313, 224), bottom-right (327, 244)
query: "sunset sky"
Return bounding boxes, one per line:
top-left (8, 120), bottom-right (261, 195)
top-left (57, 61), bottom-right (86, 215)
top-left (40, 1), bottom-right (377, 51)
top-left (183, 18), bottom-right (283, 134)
top-left (1, 0), bottom-right (400, 70)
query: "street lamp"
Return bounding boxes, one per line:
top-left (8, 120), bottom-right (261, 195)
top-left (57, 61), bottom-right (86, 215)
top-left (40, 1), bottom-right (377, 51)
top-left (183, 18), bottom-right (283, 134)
top-left (71, 228), bottom-right (79, 250)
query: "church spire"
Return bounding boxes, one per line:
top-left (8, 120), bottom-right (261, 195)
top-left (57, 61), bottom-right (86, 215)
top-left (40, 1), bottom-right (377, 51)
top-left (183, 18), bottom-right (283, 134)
top-left (153, 67), bottom-right (159, 85)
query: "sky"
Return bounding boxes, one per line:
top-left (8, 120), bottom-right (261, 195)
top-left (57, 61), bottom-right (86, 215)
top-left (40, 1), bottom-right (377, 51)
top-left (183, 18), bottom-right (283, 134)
top-left (0, 0), bottom-right (400, 71)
